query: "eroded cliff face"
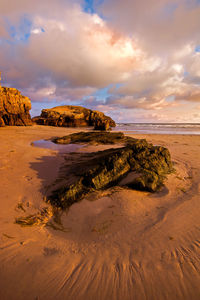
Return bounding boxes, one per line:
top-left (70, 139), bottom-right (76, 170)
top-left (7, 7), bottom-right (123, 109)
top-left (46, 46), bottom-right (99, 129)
top-left (32, 105), bottom-right (116, 130)
top-left (0, 87), bottom-right (32, 126)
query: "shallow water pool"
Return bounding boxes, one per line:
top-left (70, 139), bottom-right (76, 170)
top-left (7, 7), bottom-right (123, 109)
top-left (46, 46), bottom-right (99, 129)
top-left (32, 139), bottom-right (84, 153)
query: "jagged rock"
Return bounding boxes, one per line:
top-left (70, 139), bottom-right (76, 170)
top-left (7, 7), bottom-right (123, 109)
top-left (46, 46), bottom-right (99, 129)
top-left (32, 105), bottom-right (115, 130)
top-left (0, 87), bottom-right (32, 126)
top-left (48, 133), bottom-right (173, 209)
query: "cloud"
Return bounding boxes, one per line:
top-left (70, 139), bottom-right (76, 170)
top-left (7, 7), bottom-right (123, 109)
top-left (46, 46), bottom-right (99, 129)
top-left (98, 0), bottom-right (200, 53)
top-left (24, 12), bottom-right (143, 88)
top-left (0, 1), bottom-right (144, 99)
top-left (0, 0), bottom-right (200, 122)
top-left (187, 52), bottom-right (200, 77)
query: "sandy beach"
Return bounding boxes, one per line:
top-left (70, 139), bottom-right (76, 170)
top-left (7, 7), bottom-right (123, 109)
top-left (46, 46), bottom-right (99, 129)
top-left (0, 125), bottom-right (200, 300)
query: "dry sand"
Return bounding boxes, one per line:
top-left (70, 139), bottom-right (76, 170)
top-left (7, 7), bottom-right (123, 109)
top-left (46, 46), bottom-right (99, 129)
top-left (0, 125), bottom-right (200, 300)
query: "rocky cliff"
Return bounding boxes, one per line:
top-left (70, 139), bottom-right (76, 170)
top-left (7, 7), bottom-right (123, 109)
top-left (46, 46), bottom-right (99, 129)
top-left (0, 87), bottom-right (32, 126)
top-left (32, 105), bottom-right (116, 130)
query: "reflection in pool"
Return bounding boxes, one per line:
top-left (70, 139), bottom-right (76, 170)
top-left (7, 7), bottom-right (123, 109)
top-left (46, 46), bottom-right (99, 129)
top-left (32, 139), bottom-right (84, 153)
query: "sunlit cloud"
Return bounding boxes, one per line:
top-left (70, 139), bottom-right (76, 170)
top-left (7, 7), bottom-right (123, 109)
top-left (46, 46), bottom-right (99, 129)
top-left (0, 0), bottom-right (200, 121)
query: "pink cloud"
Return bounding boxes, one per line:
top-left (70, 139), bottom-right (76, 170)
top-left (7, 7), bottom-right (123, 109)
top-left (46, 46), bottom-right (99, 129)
top-left (0, 0), bottom-right (200, 122)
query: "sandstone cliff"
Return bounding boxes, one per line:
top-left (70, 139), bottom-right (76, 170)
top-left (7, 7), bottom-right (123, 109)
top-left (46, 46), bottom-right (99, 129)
top-left (0, 87), bottom-right (32, 126)
top-left (32, 105), bottom-right (115, 130)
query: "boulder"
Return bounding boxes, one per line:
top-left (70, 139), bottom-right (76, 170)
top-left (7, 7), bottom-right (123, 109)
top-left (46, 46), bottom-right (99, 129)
top-left (48, 133), bottom-right (173, 209)
top-left (32, 105), bottom-right (115, 130)
top-left (0, 87), bottom-right (32, 126)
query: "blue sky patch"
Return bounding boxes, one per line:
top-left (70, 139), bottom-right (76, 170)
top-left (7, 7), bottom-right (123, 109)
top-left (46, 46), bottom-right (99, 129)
top-left (83, 0), bottom-right (95, 14)
top-left (5, 15), bottom-right (32, 43)
top-left (83, 0), bottom-right (104, 14)
top-left (195, 45), bottom-right (200, 52)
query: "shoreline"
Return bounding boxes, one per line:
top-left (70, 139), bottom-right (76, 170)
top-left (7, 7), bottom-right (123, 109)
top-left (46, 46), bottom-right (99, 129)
top-left (0, 125), bottom-right (200, 300)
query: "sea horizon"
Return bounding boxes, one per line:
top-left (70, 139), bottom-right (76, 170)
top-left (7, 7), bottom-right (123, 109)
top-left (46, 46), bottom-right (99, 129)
top-left (117, 122), bottom-right (200, 124)
top-left (114, 122), bottom-right (200, 135)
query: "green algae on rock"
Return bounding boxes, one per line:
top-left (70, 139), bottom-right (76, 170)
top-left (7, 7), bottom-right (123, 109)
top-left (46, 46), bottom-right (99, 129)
top-left (52, 131), bottom-right (128, 145)
top-left (48, 133), bottom-right (173, 209)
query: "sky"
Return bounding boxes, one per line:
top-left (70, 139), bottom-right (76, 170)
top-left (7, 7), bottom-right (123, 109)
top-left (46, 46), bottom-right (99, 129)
top-left (0, 0), bottom-right (200, 123)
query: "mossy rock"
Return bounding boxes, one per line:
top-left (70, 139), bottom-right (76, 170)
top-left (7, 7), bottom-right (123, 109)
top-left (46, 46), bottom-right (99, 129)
top-left (47, 134), bottom-right (173, 209)
top-left (52, 131), bottom-right (127, 145)
top-left (127, 171), bottom-right (163, 192)
top-left (49, 178), bottom-right (88, 209)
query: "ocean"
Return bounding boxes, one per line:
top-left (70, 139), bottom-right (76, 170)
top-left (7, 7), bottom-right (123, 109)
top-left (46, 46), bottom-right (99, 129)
top-left (113, 123), bottom-right (200, 135)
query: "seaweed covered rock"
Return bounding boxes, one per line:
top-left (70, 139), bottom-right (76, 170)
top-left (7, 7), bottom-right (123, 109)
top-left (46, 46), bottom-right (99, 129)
top-left (0, 87), bottom-right (32, 126)
top-left (53, 131), bottom-right (130, 145)
top-left (127, 171), bottom-right (162, 192)
top-left (32, 105), bottom-right (115, 130)
top-left (48, 134), bottom-right (173, 209)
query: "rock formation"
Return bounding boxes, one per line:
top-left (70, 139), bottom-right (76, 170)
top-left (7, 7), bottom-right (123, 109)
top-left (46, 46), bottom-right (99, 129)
top-left (52, 131), bottom-right (129, 145)
top-left (48, 132), bottom-right (173, 209)
top-left (0, 87), bottom-right (32, 126)
top-left (32, 105), bottom-right (115, 130)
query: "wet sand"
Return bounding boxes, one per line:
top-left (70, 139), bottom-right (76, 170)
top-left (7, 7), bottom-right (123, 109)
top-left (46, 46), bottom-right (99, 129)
top-left (0, 125), bottom-right (200, 300)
